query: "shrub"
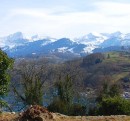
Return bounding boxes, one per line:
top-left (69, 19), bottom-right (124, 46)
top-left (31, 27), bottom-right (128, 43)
top-left (48, 99), bottom-right (86, 116)
top-left (91, 96), bottom-right (130, 115)
top-left (70, 103), bottom-right (86, 116)
top-left (47, 99), bottom-right (68, 115)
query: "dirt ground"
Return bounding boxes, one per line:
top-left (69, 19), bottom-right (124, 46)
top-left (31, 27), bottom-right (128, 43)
top-left (0, 113), bottom-right (130, 121)
top-left (0, 105), bottom-right (130, 121)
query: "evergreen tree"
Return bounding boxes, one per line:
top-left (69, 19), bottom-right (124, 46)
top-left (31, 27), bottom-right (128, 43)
top-left (56, 74), bottom-right (73, 104)
top-left (48, 74), bottom-right (86, 116)
top-left (0, 49), bottom-right (13, 111)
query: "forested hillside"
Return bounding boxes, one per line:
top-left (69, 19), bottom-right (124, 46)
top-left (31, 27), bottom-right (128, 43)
top-left (11, 51), bottom-right (130, 94)
top-left (1, 50), bottom-right (130, 117)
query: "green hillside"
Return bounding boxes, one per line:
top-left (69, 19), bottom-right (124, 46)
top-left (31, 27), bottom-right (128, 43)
top-left (78, 51), bottom-right (130, 90)
top-left (104, 52), bottom-right (130, 79)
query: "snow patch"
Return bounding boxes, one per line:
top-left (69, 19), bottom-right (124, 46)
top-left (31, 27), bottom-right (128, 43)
top-left (58, 47), bottom-right (68, 53)
top-left (68, 48), bottom-right (74, 53)
top-left (83, 45), bottom-right (96, 53)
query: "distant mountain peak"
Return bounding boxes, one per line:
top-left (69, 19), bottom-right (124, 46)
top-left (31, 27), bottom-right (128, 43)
top-left (109, 31), bottom-right (122, 38)
top-left (6, 32), bottom-right (24, 41)
top-left (0, 32), bottom-right (27, 49)
top-left (87, 32), bottom-right (102, 38)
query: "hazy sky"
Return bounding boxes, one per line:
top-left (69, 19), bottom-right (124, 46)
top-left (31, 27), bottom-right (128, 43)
top-left (1, 0), bottom-right (130, 38)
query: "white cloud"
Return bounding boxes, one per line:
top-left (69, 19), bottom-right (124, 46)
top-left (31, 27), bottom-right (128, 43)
top-left (1, 1), bottom-right (130, 38)
top-left (97, 2), bottom-right (130, 16)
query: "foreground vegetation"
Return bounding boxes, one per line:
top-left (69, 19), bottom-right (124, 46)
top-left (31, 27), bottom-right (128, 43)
top-left (0, 49), bottom-right (13, 111)
top-left (0, 49), bottom-right (130, 116)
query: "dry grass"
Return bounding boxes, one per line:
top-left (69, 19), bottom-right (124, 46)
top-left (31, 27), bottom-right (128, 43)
top-left (0, 113), bottom-right (130, 121)
top-left (0, 112), bottom-right (18, 121)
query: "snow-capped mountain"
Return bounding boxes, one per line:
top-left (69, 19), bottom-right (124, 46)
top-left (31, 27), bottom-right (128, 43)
top-left (75, 32), bottom-right (108, 53)
top-left (1, 31), bottom-right (130, 59)
top-left (0, 32), bottom-right (27, 49)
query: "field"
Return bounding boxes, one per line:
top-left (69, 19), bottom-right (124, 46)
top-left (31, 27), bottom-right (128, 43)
top-left (0, 113), bottom-right (130, 121)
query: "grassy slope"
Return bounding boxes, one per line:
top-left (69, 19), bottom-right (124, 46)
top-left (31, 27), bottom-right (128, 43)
top-left (103, 51), bottom-right (130, 82)
top-left (104, 52), bottom-right (130, 65)
top-left (80, 51), bottom-right (130, 88)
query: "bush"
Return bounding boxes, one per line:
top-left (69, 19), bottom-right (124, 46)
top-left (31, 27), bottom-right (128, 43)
top-left (90, 96), bottom-right (130, 115)
top-left (47, 99), bottom-right (68, 115)
top-left (89, 82), bottom-right (130, 116)
top-left (47, 99), bottom-right (86, 116)
top-left (70, 103), bottom-right (86, 116)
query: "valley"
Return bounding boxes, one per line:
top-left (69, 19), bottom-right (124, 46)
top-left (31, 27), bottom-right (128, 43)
top-left (1, 32), bottom-right (130, 118)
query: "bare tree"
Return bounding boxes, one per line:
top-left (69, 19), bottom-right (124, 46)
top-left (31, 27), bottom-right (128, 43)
top-left (54, 60), bottom-right (86, 95)
top-left (11, 59), bottom-right (51, 108)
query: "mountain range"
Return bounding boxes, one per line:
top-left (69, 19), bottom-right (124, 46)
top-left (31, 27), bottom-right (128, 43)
top-left (0, 31), bottom-right (130, 59)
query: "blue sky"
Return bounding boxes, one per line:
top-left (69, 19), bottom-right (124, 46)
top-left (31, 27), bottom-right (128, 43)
top-left (1, 0), bottom-right (130, 38)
